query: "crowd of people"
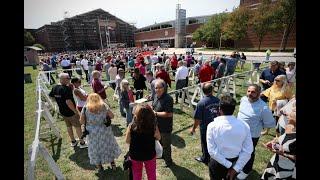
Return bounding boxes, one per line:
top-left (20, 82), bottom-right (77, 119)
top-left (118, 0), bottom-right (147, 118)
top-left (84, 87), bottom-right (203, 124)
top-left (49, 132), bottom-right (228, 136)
top-left (41, 47), bottom-right (295, 180)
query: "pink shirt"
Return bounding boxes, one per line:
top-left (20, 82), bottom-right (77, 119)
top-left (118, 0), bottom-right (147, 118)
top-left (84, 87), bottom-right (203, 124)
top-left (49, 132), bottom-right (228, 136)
top-left (139, 64), bottom-right (146, 76)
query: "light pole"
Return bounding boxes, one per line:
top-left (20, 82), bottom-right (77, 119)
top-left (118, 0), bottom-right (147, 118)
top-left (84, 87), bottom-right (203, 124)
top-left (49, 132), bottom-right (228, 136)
top-left (97, 17), bottom-right (103, 50)
top-left (219, 32), bottom-right (222, 50)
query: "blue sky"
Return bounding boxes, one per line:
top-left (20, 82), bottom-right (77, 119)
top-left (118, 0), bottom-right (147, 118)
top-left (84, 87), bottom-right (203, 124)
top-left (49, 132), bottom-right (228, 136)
top-left (24, 0), bottom-right (240, 29)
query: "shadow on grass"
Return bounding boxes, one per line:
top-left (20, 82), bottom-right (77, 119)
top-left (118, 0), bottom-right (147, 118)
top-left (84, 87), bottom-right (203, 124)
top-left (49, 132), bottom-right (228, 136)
top-left (171, 134), bottom-right (186, 148)
top-left (173, 108), bottom-right (189, 115)
top-left (39, 134), bottom-right (62, 161)
top-left (51, 138), bottom-right (62, 161)
top-left (169, 164), bottom-right (203, 180)
top-left (247, 169), bottom-right (261, 180)
top-left (95, 166), bottom-right (127, 180)
top-left (69, 148), bottom-right (96, 170)
top-left (111, 123), bottom-right (125, 137)
top-left (172, 124), bottom-right (193, 135)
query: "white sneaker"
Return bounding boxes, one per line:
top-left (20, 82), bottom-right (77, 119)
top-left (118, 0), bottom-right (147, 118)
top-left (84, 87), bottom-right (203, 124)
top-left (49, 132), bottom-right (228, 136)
top-left (237, 171), bottom-right (248, 180)
top-left (79, 142), bottom-right (88, 149)
top-left (71, 140), bottom-right (78, 147)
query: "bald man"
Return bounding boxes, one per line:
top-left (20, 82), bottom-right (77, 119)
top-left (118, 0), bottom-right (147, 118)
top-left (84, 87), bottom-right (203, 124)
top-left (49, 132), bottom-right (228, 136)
top-left (49, 73), bottom-right (87, 148)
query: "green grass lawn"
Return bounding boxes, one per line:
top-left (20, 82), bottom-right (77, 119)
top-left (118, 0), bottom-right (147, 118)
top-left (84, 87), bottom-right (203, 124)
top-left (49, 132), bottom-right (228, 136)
top-left (24, 64), bottom-right (275, 180)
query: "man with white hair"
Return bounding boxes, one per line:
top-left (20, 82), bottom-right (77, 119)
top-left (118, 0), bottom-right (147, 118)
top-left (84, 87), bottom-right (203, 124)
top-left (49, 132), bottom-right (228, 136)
top-left (49, 73), bottom-right (87, 148)
top-left (152, 79), bottom-right (174, 167)
top-left (193, 58), bottom-right (203, 76)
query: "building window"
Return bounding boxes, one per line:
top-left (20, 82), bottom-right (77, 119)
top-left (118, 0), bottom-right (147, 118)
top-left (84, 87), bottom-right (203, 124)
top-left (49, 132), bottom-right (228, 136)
top-left (189, 19), bottom-right (198, 24)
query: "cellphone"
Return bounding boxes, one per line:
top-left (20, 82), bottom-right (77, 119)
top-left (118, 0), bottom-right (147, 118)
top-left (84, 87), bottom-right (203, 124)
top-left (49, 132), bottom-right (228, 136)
top-left (273, 143), bottom-right (280, 151)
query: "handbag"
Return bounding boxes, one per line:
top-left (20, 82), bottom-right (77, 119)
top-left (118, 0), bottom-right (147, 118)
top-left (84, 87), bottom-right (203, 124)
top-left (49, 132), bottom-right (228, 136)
top-left (104, 116), bottom-right (111, 127)
top-left (103, 103), bottom-right (112, 127)
top-left (155, 140), bottom-right (163, 158)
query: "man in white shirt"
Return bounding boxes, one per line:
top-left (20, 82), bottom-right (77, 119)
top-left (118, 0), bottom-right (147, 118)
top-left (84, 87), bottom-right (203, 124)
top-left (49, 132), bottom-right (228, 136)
top-left (175, 61), bottom-right (189, 103)
top-left (80, 55), bottom-right (89, 82)
top-left (207, 94), bottom-right (253, 180)
top-left (61, 56), bottom-right (72, 78)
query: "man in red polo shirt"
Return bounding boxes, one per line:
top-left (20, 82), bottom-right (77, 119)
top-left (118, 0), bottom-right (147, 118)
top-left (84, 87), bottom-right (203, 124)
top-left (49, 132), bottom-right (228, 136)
top-left (199, 60), bottom-right (215, 83)
top-left (156, 65), bottom-right (171, 88)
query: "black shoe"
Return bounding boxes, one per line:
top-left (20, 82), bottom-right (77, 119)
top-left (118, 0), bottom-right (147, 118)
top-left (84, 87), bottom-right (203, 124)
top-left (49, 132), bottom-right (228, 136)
top-left (98, 167), bottom-right (104, 173)
top-left (164, 161), bottom-right (174, 168)
top-left (195, 157), bottom-right (209, 165)
top-left (195, 157), bottom-right (205, 163)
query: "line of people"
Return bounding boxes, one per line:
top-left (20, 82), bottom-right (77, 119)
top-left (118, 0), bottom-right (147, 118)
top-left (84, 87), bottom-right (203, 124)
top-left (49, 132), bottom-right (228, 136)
top-left (43, 48), bottom-right (295, 180)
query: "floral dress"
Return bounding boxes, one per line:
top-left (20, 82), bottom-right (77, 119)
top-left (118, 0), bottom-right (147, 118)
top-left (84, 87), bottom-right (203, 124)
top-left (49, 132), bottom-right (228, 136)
top-left (82, 104), bottom-right (121, 165)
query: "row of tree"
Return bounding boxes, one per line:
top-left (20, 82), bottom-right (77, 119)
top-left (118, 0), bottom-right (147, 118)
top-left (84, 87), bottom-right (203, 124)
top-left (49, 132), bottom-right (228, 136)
top-left (24, 30), bottom-right (45, 51)
top-left (192, 0), bottom-right (296, 51)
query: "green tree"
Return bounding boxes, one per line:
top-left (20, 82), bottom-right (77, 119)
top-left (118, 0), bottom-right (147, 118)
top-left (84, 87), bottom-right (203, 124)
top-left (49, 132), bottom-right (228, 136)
top-left (210, 13), bottom-right (229, 48)
top-left (192, 13), bottom-right (229, 48)
top-left (33, 43), bottom-right (45, 51)
top-left (192, 25), bottom-right (206, 45)
top-left (250, 0), bottom-right (279, 50)
top-left (222, 6), bottom-right (251, 47)
top-left (275, 0), bottom-right (296, 51)
top-left (24, 30), bottom-right (35, 46)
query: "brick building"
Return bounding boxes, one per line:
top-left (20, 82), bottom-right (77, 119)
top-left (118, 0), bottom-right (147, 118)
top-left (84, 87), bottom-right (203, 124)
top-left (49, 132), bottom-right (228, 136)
top-left (134, 0), bottom-right (295, 50)
top-left (235, 0), bottom-right (296, 49)
top-left (134, 15), bottom-right (211, 48)
top-left (34, 9), bottom-right (136, 52)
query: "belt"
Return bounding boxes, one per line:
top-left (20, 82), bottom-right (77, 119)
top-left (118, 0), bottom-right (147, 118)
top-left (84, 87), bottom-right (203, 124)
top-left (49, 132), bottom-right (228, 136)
top-left (210, 156), bottom-right (238, 163)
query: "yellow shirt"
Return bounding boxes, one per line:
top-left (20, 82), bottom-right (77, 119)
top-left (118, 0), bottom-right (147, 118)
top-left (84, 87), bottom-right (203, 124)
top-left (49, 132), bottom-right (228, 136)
top-left (262, 86), bottom-right (293, 111)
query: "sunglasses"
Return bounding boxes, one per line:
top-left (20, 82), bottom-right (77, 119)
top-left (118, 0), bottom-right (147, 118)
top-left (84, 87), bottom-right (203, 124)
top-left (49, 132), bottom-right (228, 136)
top-left (275, 79), bottom-right (280, 82)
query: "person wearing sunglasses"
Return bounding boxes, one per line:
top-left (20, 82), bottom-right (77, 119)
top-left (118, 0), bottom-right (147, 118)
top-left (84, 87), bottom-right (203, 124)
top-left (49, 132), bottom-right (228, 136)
top-left (260, 75), bottom-right (293, 135)
top-left (259, 61), bottom-right (286, 91)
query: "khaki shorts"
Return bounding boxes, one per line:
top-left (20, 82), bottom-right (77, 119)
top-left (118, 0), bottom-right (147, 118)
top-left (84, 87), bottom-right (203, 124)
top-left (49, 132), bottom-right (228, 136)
top-left (62, 114), bottom-right (81, 127)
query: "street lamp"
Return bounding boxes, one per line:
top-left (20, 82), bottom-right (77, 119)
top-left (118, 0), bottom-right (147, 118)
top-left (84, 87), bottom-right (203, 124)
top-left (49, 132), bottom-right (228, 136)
top-left (219, 32), bottom-right (222, 50)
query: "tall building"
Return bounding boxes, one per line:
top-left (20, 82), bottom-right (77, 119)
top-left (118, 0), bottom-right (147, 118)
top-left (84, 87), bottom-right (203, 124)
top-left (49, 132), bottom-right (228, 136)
top-left (34, 9), bottom-right (136, 52)
top-left (175, 4), bottom-right (186, 48)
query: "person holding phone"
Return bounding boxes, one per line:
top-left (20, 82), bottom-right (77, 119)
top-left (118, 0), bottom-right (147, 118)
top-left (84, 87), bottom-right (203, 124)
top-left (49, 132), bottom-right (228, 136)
top-left (261, 111), bottom-right (296, 179)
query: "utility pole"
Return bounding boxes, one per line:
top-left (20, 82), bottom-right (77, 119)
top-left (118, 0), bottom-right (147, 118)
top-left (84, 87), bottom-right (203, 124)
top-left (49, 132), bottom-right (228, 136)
top-left (219, 32), bottom-right (222, 50)
top-left (279, 28), bottom-right (286, 52)
top-left (106, 17), bottom-right (111, 50)
top-left (97, 16), bottom-right (103, 50)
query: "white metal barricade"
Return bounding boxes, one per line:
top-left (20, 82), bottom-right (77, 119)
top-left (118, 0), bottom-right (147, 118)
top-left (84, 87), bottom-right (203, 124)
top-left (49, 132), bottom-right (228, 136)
top-left (27, 76), bottom-right (64, 180)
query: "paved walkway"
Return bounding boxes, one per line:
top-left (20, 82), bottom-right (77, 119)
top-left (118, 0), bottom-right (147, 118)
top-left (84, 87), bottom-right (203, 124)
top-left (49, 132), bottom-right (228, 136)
top-left (158, 48), bottom-right (296, 62)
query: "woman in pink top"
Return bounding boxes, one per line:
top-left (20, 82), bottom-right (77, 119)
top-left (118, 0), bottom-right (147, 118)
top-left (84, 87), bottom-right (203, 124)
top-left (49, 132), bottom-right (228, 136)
top-left (139, 61), bottom-right (146, 76)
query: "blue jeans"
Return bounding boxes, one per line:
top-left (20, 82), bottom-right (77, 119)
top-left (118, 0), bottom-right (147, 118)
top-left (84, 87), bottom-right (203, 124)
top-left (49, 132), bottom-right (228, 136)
top-left (125, 107), bottom-right (133, 125)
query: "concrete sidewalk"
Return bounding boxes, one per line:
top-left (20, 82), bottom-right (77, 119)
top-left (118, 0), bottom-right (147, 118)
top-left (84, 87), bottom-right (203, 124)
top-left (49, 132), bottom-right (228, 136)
top-left (159, 48), bottom-right (294, 57)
